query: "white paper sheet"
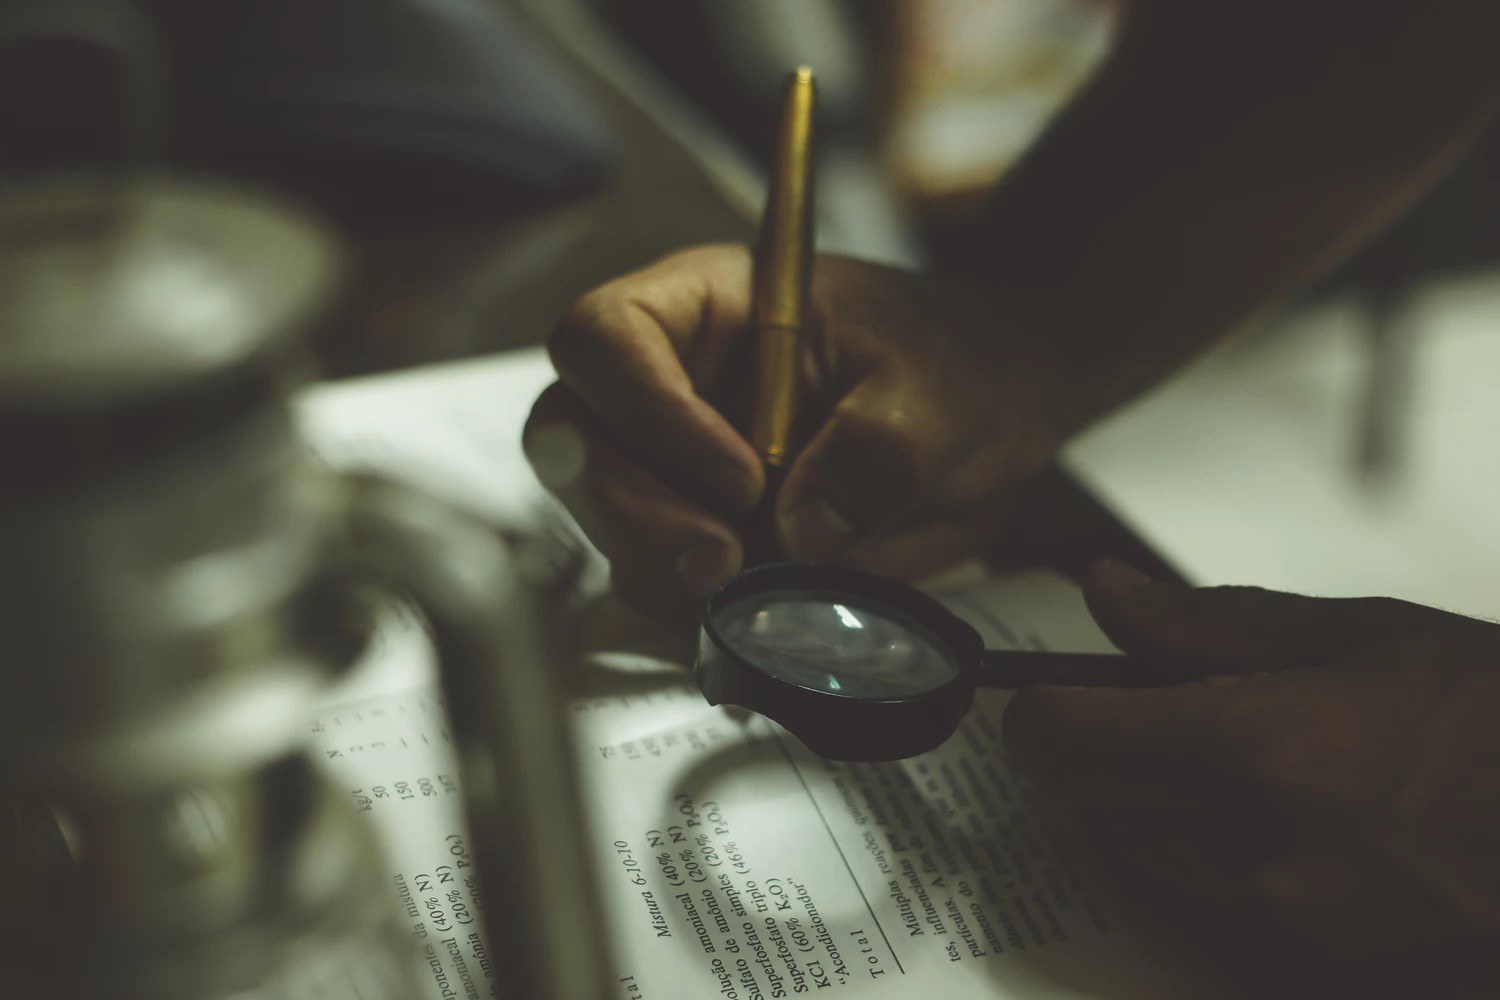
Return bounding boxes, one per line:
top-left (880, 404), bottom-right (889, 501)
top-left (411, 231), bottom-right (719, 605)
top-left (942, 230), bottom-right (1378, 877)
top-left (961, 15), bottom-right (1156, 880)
top-left (296, 350), bottom-right (1226, 1000)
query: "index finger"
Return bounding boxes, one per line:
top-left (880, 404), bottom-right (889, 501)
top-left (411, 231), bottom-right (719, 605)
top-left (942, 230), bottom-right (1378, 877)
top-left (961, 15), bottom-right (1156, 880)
top-left (1000, 671), bottom-right (1280, 810)
top-left (547, 244), bottom-right (765, 515)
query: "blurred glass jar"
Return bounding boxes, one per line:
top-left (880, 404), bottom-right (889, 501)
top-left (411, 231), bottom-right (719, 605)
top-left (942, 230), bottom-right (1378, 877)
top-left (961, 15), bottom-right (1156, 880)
top-left (882, 0), bottom-right (1119, 214)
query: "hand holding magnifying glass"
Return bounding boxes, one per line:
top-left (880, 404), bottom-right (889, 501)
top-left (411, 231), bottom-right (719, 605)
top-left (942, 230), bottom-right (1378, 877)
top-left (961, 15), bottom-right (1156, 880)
top-left (695, 563), bottom-right (1174, 761)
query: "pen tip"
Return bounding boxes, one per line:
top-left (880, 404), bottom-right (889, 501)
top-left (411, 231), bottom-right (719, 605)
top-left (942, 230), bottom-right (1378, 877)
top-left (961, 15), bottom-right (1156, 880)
top-left (794, 65), bottom-right (814, 84)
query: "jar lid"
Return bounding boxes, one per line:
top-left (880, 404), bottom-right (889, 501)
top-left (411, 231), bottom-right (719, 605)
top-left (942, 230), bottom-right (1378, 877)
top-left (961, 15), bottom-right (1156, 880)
top-left (0, 176), bottom-right (341, 413)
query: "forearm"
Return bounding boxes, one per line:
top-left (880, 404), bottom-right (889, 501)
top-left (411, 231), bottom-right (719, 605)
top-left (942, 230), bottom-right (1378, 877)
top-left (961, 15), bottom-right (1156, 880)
top-left (959, 1), bottom-right (1500, 430)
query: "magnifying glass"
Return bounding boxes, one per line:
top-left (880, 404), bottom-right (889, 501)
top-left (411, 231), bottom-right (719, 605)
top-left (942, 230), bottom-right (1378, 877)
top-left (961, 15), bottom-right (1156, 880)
top-left (695, 563), bottom-right (1174, 761)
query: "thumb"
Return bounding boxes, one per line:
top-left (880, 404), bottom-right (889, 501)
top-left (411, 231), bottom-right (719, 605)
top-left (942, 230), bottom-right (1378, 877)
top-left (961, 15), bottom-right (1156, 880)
top-left (1083, 559), bottom-right (1458, 675)
top-left (775, 378), bottom-right (958, 561)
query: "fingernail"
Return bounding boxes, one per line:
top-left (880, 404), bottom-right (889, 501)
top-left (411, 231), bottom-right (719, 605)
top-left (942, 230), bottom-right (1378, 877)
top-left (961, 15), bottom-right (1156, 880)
top-left (1093, 558), bottom-right (1152, 591)
top-left (676, 540), bottom-right (738, 597)
top-left (524, 422), bottom-right (586, 490)
top-left (778, 497), bottom-right (856, 560)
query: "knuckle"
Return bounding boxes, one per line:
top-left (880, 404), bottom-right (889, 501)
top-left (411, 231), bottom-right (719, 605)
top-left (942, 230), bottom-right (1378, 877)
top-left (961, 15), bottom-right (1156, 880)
top-left (549, 288), bottom-right (619, 372)
top-left (1176, 586), bottom-right (1302, 650)
top-left (829, 408), bottom-right (933, 495)
top-left (658, 242), bottom-right (744, 269)
top-left (1193, 585), bottom-right (1282, 618)
top-left (1349, 595), bottom-right (1427, 627)
top-left (1354, 595), bottom-right (1406, 615)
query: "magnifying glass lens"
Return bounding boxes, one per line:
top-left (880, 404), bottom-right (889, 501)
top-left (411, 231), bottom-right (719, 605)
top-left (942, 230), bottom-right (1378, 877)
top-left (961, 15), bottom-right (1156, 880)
top-left (708, 589), bottom-right (962, 699)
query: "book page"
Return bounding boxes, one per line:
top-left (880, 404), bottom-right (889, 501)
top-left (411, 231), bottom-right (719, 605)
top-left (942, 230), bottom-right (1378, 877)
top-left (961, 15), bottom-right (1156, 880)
top-left (298, 351), bottom-right (1228, 1000)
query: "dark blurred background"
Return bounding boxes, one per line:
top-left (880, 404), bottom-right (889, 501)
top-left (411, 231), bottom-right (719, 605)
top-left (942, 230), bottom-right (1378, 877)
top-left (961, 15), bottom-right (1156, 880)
top-left (8, 0), bottom-right (1496, 381)
top-left (3, 0), bottom-right (1499, 610)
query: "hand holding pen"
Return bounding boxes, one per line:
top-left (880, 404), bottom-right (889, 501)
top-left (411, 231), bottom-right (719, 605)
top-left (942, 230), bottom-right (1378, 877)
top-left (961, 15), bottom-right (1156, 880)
top-left (525, 92), bottom-right (1079, 620)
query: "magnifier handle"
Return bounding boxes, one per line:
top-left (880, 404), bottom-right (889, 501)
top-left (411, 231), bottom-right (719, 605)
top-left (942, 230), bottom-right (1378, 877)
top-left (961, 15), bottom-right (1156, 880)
top-left (979, 650), bottom-right (1172, 689)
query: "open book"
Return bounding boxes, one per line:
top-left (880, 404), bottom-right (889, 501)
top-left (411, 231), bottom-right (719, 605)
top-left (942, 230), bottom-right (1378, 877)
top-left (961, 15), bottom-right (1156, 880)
top-left (296, 350), bottom-right (1227, 1000)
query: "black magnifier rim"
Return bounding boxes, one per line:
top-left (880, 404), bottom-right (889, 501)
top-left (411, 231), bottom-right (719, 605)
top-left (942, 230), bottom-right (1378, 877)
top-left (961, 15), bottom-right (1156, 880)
top-left (705, 564), bottom-right (974, 703)
top-left (696, 563), bottom-right (985, 761)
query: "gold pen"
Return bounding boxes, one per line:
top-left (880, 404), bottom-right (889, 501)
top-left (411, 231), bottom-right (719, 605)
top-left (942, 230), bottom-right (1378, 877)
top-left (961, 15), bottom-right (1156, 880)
top-left (750, 66), bottom-right (817, 472)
